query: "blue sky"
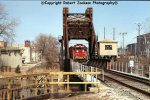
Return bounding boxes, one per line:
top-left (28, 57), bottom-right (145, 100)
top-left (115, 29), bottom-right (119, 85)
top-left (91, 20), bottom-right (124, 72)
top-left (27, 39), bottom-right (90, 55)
top-left (0, 1), bottom-right (150, 47)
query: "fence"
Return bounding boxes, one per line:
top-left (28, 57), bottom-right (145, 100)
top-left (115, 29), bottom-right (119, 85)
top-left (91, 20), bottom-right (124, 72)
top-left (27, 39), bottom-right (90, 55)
top-left (108, 61), bottom-right (150, 80)
top-left (0, 71), bottom-right (101, 100)
top-left (71, 61), bottom-right (104, 82)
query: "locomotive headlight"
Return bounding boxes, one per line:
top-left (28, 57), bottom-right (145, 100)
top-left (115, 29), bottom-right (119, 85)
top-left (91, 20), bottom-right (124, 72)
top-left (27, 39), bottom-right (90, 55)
top-left (76, 50), bottom-right (79, 52)
top-left (82, 50), bottom-right (84, 52)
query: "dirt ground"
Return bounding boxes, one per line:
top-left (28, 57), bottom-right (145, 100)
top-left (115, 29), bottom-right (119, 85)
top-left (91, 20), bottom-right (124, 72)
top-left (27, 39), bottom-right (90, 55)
top-left (0, 62), bottom-right (60, 77)
top-left (48, 88), bottom-right (149, 100)
top-left (26, 62), bottom-right (60, 74)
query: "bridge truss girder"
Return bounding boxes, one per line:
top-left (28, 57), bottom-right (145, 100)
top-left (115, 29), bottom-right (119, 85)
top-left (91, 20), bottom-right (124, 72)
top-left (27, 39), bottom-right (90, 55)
top-left (63, 8), bottom-right (97, 62)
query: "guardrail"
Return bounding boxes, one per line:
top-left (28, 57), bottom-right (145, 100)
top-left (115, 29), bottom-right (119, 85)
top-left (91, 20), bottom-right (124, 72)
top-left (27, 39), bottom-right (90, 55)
top-left (71, 61), bottom-right (104, 82)
top-left (0, 71), bottom-right (101, 100)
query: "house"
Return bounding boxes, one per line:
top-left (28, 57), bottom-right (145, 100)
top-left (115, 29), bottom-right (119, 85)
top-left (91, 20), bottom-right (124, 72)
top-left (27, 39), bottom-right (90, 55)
top-left (0, 47), bottom-right (23, 72)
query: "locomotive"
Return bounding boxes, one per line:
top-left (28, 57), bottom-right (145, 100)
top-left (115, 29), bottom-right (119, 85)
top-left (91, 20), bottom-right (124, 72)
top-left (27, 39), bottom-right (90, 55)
top-left (69, 44), bottom-right (88, 61)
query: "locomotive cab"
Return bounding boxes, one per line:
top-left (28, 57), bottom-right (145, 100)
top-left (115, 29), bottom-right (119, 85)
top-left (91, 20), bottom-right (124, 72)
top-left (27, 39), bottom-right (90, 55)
top-left (69, 44), bottom-right (88, 62)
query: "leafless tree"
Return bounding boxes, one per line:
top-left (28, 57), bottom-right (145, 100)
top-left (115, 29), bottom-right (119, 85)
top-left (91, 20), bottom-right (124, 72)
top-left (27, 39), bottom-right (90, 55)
top-left (34, 33), bottom-right (59, 65)
top-left (0, 4), bottom-right (19, 42)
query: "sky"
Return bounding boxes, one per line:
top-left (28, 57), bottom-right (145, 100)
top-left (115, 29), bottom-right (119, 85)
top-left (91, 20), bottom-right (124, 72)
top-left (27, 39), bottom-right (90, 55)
top-left (0, 1), bottom-right (150, 48)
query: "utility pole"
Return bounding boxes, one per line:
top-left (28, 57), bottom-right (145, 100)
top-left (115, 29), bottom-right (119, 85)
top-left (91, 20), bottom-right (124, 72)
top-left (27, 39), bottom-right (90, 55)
top-left (113, 28), bottom-right (115, 40)
top-left (104, 27), bottom-right (105, 39)
top-left (96, 32), bottom-right (99, 41)
top-left (137, 23), bottom-right (141, 36)
top-left (120, 32), bottom-right (127, 55)
top-left (136, 22), bottom-right (142, 61)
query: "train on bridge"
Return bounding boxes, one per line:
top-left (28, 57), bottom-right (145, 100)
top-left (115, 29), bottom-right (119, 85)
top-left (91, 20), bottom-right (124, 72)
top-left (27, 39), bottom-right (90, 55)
top-left (59, 7), bottom-right (118, 71)
top-left (69, 39), bottom-right (118, 62)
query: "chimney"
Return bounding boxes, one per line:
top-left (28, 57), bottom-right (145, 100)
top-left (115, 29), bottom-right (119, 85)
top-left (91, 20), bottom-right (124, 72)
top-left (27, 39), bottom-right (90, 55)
top-left (25, 40), bottom-right (30, 47)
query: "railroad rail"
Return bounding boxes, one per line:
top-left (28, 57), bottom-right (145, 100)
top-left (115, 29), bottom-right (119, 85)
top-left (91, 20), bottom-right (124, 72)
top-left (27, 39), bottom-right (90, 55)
top-left (107, 70), bottom-right (150, 85)
top-left (104, 70), bottom-right (150, 97)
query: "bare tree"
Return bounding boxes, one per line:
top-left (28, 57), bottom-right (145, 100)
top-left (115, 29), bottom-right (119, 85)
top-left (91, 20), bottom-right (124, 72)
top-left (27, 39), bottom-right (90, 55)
top-left (0, 4), bottom-right (19, 42)
top-left (34, 33), bottom-right (59, 64)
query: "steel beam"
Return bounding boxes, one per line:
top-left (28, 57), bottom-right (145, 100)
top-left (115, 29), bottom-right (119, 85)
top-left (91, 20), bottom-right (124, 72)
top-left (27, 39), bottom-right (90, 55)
top-left (62, 8), bottom-right (98, 71)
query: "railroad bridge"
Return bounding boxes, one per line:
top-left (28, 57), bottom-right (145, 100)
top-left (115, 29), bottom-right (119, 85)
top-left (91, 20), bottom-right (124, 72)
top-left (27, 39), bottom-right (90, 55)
top-left (59, 8), bottom-right (98, 71)
top-left (0, 8), bottom-right (108, 100)
top-left (0, 7), bottom-right (150, 100)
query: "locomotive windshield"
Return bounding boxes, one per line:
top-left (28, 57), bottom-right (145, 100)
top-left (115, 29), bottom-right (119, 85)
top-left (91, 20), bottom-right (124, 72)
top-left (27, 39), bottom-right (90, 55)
top-left (75, 47), bottom-right (87, 50)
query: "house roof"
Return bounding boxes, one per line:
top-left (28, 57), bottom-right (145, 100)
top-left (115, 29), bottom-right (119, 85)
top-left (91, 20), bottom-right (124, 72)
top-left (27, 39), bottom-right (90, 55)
top-left (0, 47), bottom-right (21, 51)
top-left (98, 38), bottom-right (118, 43)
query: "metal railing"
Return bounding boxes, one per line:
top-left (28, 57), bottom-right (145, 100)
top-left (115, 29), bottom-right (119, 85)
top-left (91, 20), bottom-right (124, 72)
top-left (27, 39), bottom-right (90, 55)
top-left (0, 71), bottom-right (101, 100)
top-left (71, 61), bottom-right (103, 82)
top-left (108, 62), bottom-right (150, 80)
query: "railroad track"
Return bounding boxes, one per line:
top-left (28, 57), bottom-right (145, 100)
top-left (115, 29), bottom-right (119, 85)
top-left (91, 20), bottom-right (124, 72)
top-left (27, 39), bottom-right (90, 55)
top-left (102, 70), bottom-right (150, 97)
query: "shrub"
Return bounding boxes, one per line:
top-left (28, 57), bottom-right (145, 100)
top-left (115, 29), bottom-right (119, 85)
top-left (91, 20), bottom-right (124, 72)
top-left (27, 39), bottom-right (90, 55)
top-left (15, 65), bottom-right (21, 73)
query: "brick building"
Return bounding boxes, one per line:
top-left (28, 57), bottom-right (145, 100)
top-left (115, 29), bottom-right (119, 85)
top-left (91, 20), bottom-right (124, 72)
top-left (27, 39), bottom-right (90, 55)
top-left (126, 43), bottom-right (137, 56)
top-left (137, 33), bottom-right (150, 57)
top-left (126, 33), bottom-right (150, 58)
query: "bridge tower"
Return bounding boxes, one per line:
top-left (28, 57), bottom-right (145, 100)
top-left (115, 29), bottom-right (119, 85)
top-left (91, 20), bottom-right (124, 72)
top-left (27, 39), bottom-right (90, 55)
top-left (62, 8), bottom-right (97, 71)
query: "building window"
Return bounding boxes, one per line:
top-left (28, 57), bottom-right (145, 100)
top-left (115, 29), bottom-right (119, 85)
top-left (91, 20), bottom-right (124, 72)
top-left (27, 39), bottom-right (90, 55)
top-left (105, 45), bottom-right (112, 50)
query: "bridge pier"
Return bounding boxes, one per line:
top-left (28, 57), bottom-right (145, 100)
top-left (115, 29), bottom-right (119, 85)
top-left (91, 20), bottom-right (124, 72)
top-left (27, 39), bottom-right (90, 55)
top-left (64, 59), bottom-right (71, 72)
